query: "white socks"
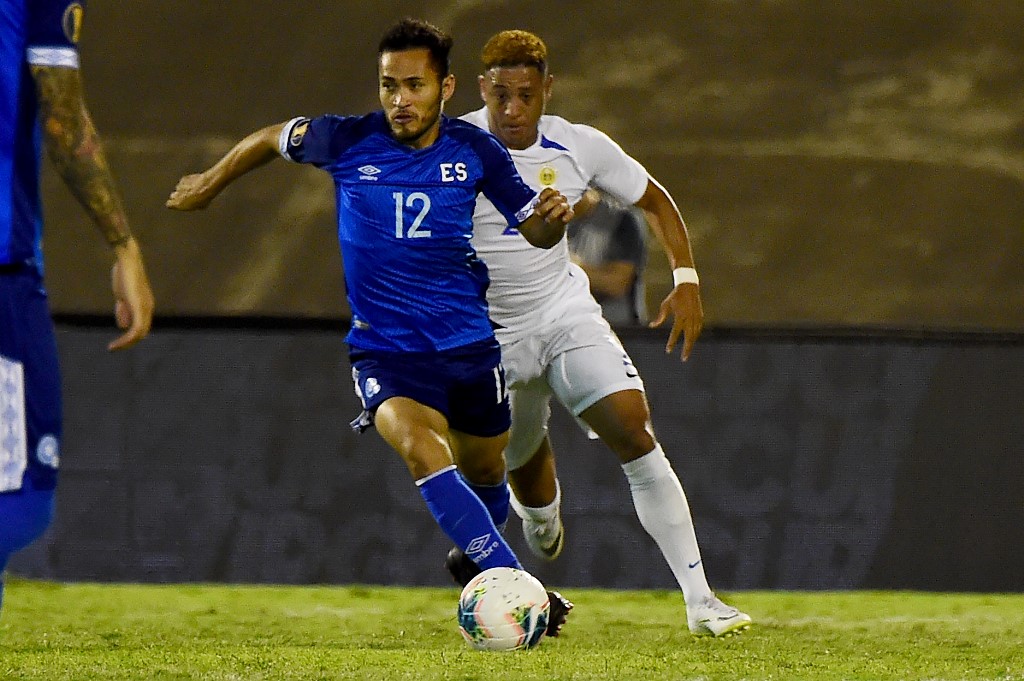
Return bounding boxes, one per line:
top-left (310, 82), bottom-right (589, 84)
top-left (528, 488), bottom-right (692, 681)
top-left (510, 478), bottom-right (561, 526)
top-left (622, 444), bottom-right (713, 605)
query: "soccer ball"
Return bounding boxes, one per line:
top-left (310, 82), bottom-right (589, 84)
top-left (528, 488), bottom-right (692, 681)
top-left (457, 567), bottom-right (550, 651)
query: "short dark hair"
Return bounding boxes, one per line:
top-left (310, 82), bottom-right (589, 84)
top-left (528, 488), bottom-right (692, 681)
top-left (378, 18), bottom-right (453, 77)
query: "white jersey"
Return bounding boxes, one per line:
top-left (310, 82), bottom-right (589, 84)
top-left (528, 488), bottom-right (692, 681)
top-left (462, 108), bottom-right (649, 339)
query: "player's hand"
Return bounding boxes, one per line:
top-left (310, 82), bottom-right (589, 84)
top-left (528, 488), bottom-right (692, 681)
top-left (108, 237), bottom-right (155, 351)
top-left (649, 282), bottom-right (703, 361)
top-left (533, 187), bottom-right (574, 225)
top-left (166, 173), bottom-right (218, 211)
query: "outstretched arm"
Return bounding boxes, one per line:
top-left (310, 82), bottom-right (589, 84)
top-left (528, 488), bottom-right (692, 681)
top-left (634, 178), bottom-right (704, 361)
top-left (32, 64), bottom-right (154, 351)
top-left (166, 123), bottom-right (285, 211)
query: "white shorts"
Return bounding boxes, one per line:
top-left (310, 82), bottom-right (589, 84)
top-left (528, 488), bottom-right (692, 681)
top-left (498, 307), bottom-right (644, 470)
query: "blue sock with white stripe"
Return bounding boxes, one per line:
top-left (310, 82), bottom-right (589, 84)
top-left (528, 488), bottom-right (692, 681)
top-left (417, 466), bottom-right (521, 571)
top-left (459, 472), bottom-right (510, 533)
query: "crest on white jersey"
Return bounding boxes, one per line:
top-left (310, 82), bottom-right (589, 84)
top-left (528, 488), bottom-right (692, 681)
top-left (538, 165), bottom-right (557, 186)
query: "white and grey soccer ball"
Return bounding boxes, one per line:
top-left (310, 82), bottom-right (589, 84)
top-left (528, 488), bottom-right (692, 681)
top-left (457, 567), bottom-right (550, 651)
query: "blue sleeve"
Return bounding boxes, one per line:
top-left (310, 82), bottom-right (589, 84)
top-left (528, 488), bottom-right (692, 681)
top-left (474, 134), bottom-right (538, 226)
top-left (282, 114), bottom-right (361, 168)
top-left (28, 0), bottom-right (82, 49)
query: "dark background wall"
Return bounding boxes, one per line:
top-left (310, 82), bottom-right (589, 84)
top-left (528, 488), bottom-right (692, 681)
top-left (39, 1), bottom-right (1024, 329)
top-left (10, 323), bottom-right (1023, 591)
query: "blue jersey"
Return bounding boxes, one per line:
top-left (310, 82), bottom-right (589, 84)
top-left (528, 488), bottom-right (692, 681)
top-left (0, 0), bottom-right (82, 270)
top-left (281, 112), bottom-right (538, 353)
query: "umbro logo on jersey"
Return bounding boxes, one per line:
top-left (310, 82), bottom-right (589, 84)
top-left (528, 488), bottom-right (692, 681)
top-left (358, 165), bottom-right (382, 181)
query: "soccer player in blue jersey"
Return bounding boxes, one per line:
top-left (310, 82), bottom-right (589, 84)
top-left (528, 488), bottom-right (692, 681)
top-left (167, 18), bottom-right (574, 634)
top-left (1, 0), bottom-right (155, 614)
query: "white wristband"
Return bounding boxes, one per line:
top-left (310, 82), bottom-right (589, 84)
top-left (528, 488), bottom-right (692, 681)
top-left (672, 267), bottom-right (699, 286)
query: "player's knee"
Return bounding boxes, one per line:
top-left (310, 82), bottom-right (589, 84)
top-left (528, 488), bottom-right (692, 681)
top-left (469, 466), bottom-right (506, 486)
top-left (458, 450), bottom-right (506, 485)
top-left (607, 422), bottom-right (656, 463)
top-left (390, 433), bottom-right (452, 480)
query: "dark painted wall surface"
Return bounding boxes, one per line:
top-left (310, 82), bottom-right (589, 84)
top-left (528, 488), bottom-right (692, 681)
top-left (10, 324), bottom-right (1022, 591)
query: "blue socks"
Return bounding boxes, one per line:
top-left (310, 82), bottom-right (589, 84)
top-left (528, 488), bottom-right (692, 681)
top-left (458, 472), bottom-right (510, 532)
top-left (0, 479), bottom-right (57, 617)
top-left (417, 466), bottom-right (521, 571)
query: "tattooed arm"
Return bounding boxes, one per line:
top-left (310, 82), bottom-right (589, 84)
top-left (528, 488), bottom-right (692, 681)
top-left (31, 64), bottom-right (154, 350)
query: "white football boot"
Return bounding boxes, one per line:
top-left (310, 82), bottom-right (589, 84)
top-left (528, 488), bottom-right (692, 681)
top-left (509, 493), bottom-right (565, 560)
top-left (687, 595), bottom-right (752, 637)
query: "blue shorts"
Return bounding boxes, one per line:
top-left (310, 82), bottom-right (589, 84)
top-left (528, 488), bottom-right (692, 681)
top-left (350, 338), bottom-right (511, 438)
top-left (0, 266), bottom-right (62, 494)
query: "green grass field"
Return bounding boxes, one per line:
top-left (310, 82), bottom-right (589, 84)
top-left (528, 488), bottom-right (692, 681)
top-left (2, 580), bottom-right (1022, 680)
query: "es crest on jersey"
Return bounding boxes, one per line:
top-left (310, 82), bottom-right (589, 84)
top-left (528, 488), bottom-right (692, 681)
top-left (539, 165), bottom-right (557, 186)
top-left (62, 3), bottom-right (84, 44)
top-left (440, 162), bottom-right (468, 182)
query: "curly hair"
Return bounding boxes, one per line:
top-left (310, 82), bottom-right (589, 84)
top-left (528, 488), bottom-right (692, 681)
top-left (378, 18), bottom-right (454, 76)
top-left (480, 30), bottom-right (547, 73)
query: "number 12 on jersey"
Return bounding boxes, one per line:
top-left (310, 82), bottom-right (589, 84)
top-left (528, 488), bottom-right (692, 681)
top-left (393, 192), bottom-right (432, 238)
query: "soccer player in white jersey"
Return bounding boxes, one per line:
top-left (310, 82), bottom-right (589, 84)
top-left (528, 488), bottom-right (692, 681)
top-left (457, 30), bottom-right (751, 637)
